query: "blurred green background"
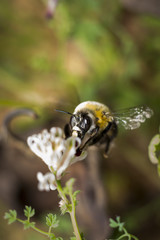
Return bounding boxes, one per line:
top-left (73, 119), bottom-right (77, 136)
top-left (0, 0), bottom-right (160, 239)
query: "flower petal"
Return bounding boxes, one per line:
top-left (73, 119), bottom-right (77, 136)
top-left (28, 127), bottom-right (87, 182)
top-left (37, 172), bottom-right (57, 191)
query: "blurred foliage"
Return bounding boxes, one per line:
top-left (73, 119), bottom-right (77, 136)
top-left (0, 0), bottom-right (160, 113)
top-left (0, 0), bottom-right (160, 239)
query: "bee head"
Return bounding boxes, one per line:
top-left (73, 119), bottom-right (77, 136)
top-left (70, 113), bottom-right (92, 139)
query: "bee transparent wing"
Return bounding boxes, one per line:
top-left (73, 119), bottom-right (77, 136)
top-left (113, 106), bottom-right (153, 130)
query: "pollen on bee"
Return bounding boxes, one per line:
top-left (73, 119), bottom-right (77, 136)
top-left (72, 131), bottom-right (78, 137)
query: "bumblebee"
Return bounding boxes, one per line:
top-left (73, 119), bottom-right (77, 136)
top-left (57, 101), bottom-right (153, 155)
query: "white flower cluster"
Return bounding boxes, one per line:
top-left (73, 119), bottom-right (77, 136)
top-left (37, 172), bottom-right (56, 191)
top-left (27, 127), bottom-right (87, 191)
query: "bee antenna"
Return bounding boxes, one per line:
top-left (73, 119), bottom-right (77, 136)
top-left (55, 109), bottom-right (73, 116)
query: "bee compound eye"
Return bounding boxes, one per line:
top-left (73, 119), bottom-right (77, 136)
top-left (81, 116), bottom-right (91, 131)
top-left (80, 119), bottom-right (86, 129)
top-left (70, 116), bottom-right (77, 127)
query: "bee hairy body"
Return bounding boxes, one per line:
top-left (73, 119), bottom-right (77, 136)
top-left (74, 101), bottom-right (113, 131)
top-left (64, 101), bottom-right (118, 155)
top-left (60, 100), bottom-right (153, 155)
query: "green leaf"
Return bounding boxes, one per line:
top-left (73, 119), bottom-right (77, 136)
top-left (23, 220), bottom-right (35, 230)
top-left (49, 233), bottom-right (63, 240)
top-left (66, 178), bottom-right (75, 192)
top-left (24, 206), bottom-right (35, 218)
top-left (49, 233), bottom-right (56, 240)
top-left (109, 217), bottom-right (139, 239)
top-left (148, 134), bottom-right (160, 164)
top-left (116, 216), bottom-right (121, 223)
top-left (116, 216), bottom-right (124, 232)
top-left (148, 133), bottom-right (160, 176)
top-left (73, 190), bottom-right (80, 201)
top-left (4, 210), bottom-right (17, 224)
top-left (118, 222), bottom-right (125, 232)
top-left (46, 214), bottom-right (59, 228)
top-left (109, 217), bottom-right (125, 232)
top-left (109, 218), bottom-right (118, 228)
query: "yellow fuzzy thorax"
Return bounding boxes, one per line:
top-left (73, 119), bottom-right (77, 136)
top-left (74, 101), bottom-right (113, 130)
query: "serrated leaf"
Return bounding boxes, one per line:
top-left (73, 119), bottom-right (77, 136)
top-left (115, 216), bottom-right (125, 231)
top-left (24, 206), bottom-right (35, 218)
top-left (116, 216), bottom-right (121, 223)
top-left (73, 190), bottom-right (80, 201)
top-left (4, 210), bottom-right (17, 224)
top-left (46, 214), bottom-right (59, 228)
top-left (66, 178), bottom-right (75, 192)
top-left (109, 218), bottom-right (118, 228)
top-left (23, 220), bottom-right (35, 230)
top-left (118, 222), bottom-right (125, 232)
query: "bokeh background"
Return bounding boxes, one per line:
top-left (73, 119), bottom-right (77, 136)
top-left (0, 0), bottom-right (160, 239)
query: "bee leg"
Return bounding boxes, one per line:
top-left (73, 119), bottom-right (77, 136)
top-left (109, 120), bottom-right (118, 141)
top-left (64, 124), bottom-right (71, 138)
top-left (103, 121), bottom-right (118, 155)
top-left (104, 136), bottom-right (111, 156)
top-left (80, 122), bottom-right (113, 152)
top-left (79, 127), bottom-right (100, 151)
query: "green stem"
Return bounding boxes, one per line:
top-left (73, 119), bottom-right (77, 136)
top-left (117, 233), bottom-right (129, 240)
top-left (123, 228), bottom-right (138, 240)
top-left (48, 226), bottom-right (52, 235)
top-left (69, 206), bottom-right (82, 240)
top-left (130, 235), bottom-right (139, 240)
top-left (117, 229), bottom-right (138, 240)
top-left (56, 179), bottom-right (82, 240)
top-left (69, 185), bottom-right (82, 240)
top-left (17, 218), bottom-right (49, 237)
top-left (32, 225), bottom-right (50, 236)
top-left (56, 179), bottom-right (69, 204)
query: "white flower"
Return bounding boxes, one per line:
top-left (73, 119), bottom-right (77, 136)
top-left (27, 127), bottom-right (87, 181)
top-left (59, 199), bottom-right (67, 214)
top-left (59, 199), bottom-right (65, 208)
top-left (37, 172), bottom-right (57, 191)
